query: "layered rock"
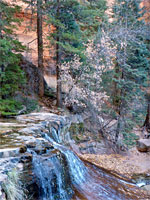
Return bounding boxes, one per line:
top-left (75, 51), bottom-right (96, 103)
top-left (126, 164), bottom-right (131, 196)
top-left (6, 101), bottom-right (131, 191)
top-left (136, 139), bottom-right (150, 152)
top-left (0, 112), bottom-right (72, 199)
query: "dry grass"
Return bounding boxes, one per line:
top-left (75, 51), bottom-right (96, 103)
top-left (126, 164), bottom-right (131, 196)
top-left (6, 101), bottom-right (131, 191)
top-left (2, 169), bottom-right (27, 200)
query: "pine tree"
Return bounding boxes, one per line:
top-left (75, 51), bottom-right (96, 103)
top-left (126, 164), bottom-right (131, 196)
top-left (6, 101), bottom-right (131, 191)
top-left (108, 0), bottom-right (150, 144)
top-left (0, 1), bottom-right (25, 116)
top-left (22, 0), bottom-right (45, 97)
top-left (46, 0), bottom-right (107, 107)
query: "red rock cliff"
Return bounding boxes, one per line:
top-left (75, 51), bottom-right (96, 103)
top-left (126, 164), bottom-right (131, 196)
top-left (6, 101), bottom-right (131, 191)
top-left (5, 0), bottom-right (150, 75)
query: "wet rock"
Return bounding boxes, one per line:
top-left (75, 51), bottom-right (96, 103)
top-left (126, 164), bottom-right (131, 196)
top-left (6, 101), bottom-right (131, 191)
top-left (19, 145), bottom-right (27, 153)
top-left (136, 139), bottom-right (150, 152)
top-left (0, 187), bottom-right (6, 200)
top-left (18, 136), bottom-right (36, 143)
top-left (0, 148), bottom-right (19, 158)
top-left (33, 150), bottom-right (74, 199)
top-left (142, 185), bottom-right (150, 192)
top-left (0, 174), bottom-right (7, 200)
top-left (20, 153), bottom-right (32, 163)
top-left (44, 142), bottom-right (54, 150)
top-left (16, 163), bottom-right (24, 171)
top-left (0, 174), bottom-right (7, 183)
top-left (0, 122), bottom-right (27, 128)
top-left (26, 142), bottom-right (36, 148)
top-left (19, 126), bottom-right (41, 134)
top-left (17, 113), bottom-right (66, 123)
top-left (34, 145), bottom-right (46, 154)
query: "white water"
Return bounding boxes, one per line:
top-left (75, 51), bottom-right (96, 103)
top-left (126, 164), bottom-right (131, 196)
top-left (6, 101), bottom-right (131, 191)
top-left (31, 126), bottom-right (143, 200)
top-left (43, 133), bottom-right (137, 200)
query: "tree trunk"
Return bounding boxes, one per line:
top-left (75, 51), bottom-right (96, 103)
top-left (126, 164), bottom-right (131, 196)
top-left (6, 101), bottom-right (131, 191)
top-left (143, 102), bottom-right (150, 132)
top-left (143, 84), bottom-right (150, 130)
top-left (115, 117), bottom-right (121, 143)
top-left (0, 13), bottom-right (4, 99)
top-left (112, 62), bottom-right (121, 114)
top-left (0, 13), bottom-right (2, 39)
top-left (56, 0), bottom-right (62, 107)
top-left (37, 0), bottom-right (44, 97)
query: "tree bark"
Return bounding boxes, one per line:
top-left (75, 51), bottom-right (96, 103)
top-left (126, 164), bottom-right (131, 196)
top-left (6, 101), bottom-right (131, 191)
top-left (143, 103), bottom-right (150, 129)
top-left (143, 91), bottom-right (150, 132)
top-left (56, 0), bottom-right (62, 107)
top-left (37, 0), bottom-right (44, 97)
top-left (112, 62), bottom-right (121, 114)
top-left (115, 116), bottom-right (121, 142)
top-left (0, 12), bottom-right (4, 99)
top-left (0, 12), bottom-right (2, 39)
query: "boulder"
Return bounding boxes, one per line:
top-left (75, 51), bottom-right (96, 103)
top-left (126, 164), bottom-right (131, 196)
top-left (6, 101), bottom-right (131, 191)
top-left (20, 153), bottom-right (32, 163)
top-left (136, 139), bottom-right (150, 152)
top-left (0, 148), bottom-right (20, 158)
top-left (19, 145), bottom-right (27, 153)
top-left (142, 185), bottom-right (150, 193)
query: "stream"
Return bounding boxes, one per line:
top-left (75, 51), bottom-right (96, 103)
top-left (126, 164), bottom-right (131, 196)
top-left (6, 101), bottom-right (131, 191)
top-left (0, 113), bottom-right (149, 200)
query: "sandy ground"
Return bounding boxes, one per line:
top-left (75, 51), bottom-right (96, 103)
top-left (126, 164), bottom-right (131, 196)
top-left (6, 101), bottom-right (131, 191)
top-left (79, 147), bottom-right (150, 179)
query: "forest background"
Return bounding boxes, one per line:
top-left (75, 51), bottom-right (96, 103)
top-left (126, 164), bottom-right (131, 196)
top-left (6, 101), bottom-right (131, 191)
top-left (0, 0), bottom-right (150, 150)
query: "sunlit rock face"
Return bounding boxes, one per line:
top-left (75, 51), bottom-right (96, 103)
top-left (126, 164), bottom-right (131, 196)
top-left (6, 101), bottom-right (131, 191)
top-left (141, 0), bottom-right (150, 23)
top-left (5, 0), bottom-right (150, 72)
top-left (5, 0), bottom-right (56, 75)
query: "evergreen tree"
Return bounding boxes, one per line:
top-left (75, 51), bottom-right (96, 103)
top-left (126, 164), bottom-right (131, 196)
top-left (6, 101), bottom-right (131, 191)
top-left (106, 0), bottom-right (150, 144)
top-left (0, 1), bottom-right (25, 116)
top-left (45, 0), bottom-right (107, 106)
top-left (23, 0), bottom-right (45, 97)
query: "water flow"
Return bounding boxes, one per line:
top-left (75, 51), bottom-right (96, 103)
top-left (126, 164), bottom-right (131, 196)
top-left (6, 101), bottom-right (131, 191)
top-left (33, 153), bottom-right (72, 200)
top-left (44, 132), bottom-right (140, 200)
top-left (32, 125), bottom-right (147, 200)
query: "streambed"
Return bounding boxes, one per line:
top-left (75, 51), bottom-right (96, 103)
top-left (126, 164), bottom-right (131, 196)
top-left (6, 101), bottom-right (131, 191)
top-left (0, 113), bottom-right (149, 200)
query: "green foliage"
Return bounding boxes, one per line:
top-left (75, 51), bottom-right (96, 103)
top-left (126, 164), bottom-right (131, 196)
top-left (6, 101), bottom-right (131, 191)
top-left (44, 87), bottom-right (56, 99)
top-left (68, 123), bottom-right (85, 143)
top-left (111, 1), bottom-right (149, 97)
top-left (0, 99), bottom-right (22, 117)
top-left (0, 1), bottom-right (26, 116)
top-left (69, 123), bottom-right (85, 135)
top-left (0, 62), bottom-right (25, 98)
top-left (0, 96), bottom-right (38, 117)
top-left (123, 132), bottom-right (139, 147)
top-left (46, 0), bottom-right (107, 62)
top-left (20, 97), bottom-right (38, 114)
top-left (95, 0), bottom-right (150, 146)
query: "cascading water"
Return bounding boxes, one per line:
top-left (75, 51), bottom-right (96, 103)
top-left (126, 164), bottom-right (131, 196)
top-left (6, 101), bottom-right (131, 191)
top-left (32, 153), bottom-right (73, 200)
top-left (31, 122), bottom-right (148, 200)
top-left (44, 133), bottom-right (141, 200)
top-left (1, 114), bottom-right (149, 200)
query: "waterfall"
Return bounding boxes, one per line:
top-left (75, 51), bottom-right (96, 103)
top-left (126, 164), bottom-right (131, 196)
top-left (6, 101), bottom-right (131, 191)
top-left (31, 121), bottom-right (142, 200)
top-left (43, 133), bottom-right (135, 200)
top-left (1, 114), bottom-right (149, 200)
top-left (32, 153), bottom-right (73, 200)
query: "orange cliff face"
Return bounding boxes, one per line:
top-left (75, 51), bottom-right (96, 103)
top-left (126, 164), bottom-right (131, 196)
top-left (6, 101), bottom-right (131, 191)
top-left (141, 0), bottom-right (150, 23)
top-left (5, 0), bottom-right (150, 74)
top-left (5, 0), bottom-right (56, 76)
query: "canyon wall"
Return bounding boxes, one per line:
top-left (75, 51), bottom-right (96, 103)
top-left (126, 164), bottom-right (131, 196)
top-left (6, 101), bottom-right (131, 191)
top-left (7, 0), bottom-right (56, 76)
top-left (141, 0), bottom-right (150, 23)
top-left (6, 0), bottom-right (150, 78)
